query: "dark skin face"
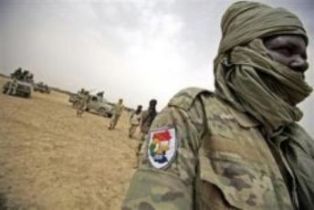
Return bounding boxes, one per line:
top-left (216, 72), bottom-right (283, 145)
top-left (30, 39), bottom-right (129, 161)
top-left (263, 35), bottom-right (308, 73)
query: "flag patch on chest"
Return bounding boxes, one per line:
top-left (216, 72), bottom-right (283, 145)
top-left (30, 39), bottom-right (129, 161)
top-left (148, 127), bottom-right (176, 169)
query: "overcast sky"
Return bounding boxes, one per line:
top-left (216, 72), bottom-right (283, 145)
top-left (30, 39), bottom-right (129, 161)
top-left (0, 0), bottom-right (313, 135)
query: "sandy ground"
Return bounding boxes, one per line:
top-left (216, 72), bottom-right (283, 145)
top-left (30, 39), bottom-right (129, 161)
top-left (0, 77), bottom-right (141, 210)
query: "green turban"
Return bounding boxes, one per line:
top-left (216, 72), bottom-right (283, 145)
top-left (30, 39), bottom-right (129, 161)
top-left (214, 1), bottom-right (312, 132)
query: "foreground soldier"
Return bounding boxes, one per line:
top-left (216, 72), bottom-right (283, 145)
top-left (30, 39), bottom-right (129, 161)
top-left (108, 98), bottom-right (124, 129)
top-left (122, 1), bottom-right (314, 210)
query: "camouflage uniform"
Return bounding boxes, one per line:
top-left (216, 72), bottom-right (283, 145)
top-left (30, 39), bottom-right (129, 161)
top-left (11, 68), bottom-right (22, 79)
top-left (122, 88), bottom-right (314, 210)
top-left (109, 101), bottom-right (124, 129)
top-left (139, 110), bottom-right (151, 139)
top-left (129, 112), bottom-right (142, 138)
top-left (6, 79), bottom-right (18, 95)
top-left (135, 106), bottom-right (158, 167)
top-left (76, 93), bottom-right (89, 117)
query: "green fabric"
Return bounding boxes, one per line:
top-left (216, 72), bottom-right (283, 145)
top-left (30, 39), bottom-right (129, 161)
top-left (213, 1), bottom-right (314, 209)
top-left (278, 124), bottom-right (314, 209)
top-left (216, 39), bottom-right (312, 132)
top-left (216, 1), bottom-right (308, 56)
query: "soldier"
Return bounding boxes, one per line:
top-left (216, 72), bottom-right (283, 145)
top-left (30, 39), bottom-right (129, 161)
top-left (78, 88), bottom-right (85, 95)
top-left (11, 67), bottom-right (22, 79)
top-left (73, 88), bottom-right (85, 108)
top-left (76, 91), bottom-right (90, 117)
top-left (129, 105), bottom-right (143, 138)
top-left (27, 73), bottom-right (34, 83)
top-left (96, 91), bottom-right (104, 99)
top-left (5, 78), bottom-right (18, 95)
top-left (133, 99), bottom-right (158, 168)
top-left (21, 70), bottom-right (29, 81)
top-left (108, 98), bottom-right (124, 129)
top-left (122, 1), bottom-right (314, 210)
top-left (139, 99), bottom-right (158, 140)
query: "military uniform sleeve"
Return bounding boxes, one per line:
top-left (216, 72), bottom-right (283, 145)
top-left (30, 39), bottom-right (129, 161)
top-left (122, 92), bottom-right (207, 210)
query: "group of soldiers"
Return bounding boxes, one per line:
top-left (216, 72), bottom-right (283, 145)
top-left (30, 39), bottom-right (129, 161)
top-left (10, 67), bottom-right (34, 83)
top-left (74, 88), bottom-right (158, 145)
top-left (108, 98), bottom-right (158, 138)
top-left (4, 67), bottom-right (34, 96)
top-left (108, 98), bottom-right (158, 167)
top-left (74, 89), bottom-right (159, 168)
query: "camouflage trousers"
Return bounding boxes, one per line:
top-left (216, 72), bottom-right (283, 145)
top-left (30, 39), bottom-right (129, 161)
top-left (6, 82), bottom-right (17, 95)
top-left (109, 114), bottom-right (121, 129)
top-left (128, 124), bottom-right (139, 138)
top-left (76, 102), bottom-right (86, 117)
top-left (134, 133), bottom-right (148, 168)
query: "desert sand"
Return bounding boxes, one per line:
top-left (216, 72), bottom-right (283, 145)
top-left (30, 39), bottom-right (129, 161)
top-left (0, 77), bottom-right (140, 210)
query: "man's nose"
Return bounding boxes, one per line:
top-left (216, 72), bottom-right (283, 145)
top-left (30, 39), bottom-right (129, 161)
top-left (290, 56), bottom-right (309, 73)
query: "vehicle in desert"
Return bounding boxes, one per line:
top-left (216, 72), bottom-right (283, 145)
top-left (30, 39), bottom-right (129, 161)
top-left (69, 93), bottom-right (113, 118)
top-left (33, 82), bottom-right (51, 94)
top-left (3, 80), bottom-right (32, 98)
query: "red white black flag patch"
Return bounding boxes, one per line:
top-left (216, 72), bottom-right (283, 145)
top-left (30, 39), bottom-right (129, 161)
top-left (148, 127), bottom-right (176, 169)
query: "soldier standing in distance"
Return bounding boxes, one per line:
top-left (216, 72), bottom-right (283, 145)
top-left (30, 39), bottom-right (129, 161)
top-left (108, 98), bottom-right (124, 130)
top-left (76, 91), bottom-right (89, 117)
top-left (11, 67), bottom-right (22, 79)
top-left (122, 1), bottom-right (314, 210)
top-left (129, 105), bottom-right (143, 138)
top-left (5, 78), bottom-right (18, 95)
top-left (134, 99), bottom-right (158, 168)
top-left (96, 91), bottom-right (104, 99)
top-left (139, 99), bottom-right (158, 140)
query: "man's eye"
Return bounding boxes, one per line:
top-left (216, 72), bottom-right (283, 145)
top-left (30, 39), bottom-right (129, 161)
top-left (277, 48), bottom-right (292, 56)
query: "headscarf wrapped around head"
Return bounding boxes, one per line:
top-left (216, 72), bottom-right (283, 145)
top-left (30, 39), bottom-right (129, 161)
top-left (216, 1), bottom-right (307, 58)
top-left (213, 3), bottom-right (314, 208)
top-left (214, 1), bottom-right (312, 132)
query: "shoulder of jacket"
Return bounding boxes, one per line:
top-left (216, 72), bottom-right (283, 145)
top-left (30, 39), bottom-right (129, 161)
top-left (168, 87), bottom-right (213, 111)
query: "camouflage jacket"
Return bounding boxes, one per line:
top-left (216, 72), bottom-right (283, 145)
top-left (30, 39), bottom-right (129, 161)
top-left (140, 110), bottom-right (157, 134)
top-left (130, 112), bottom-right (142, 126)
top-left (122, 88), bottom-right (314, 210)
top-left (114, 103), bottom-right (124, 116)
top-left (77, 94), bottom-right (89, 107)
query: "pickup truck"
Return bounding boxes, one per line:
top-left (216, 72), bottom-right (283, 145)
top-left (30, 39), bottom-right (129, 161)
top-left (69, 94), bottom-right (113, 118)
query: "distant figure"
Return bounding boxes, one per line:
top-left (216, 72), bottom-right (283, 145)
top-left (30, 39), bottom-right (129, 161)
top-left (134, 99), bottom-right (158, 167)
top-left (76, 91), bottom-right (90, 117)
top-left (78, 88), bottom-right (85, 95)
top-left (26, 73), bottom-right (34, 83)
top-left (72, 88), bottom-right (85, 108)
top-left (21, 70), bottom-right (29, 81)
top-left (96, 91), bottom-right (104, 99)
top-left (108, 98), bottom-right (124, 130)
top-left (140, 99), bottom-right (158, 139)
top-left (11, 67), bottom-right (22, 79)
top-left (5, 78), bottom-right (18, 95)
top-left (128, 105), bottom-right (143, 138)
